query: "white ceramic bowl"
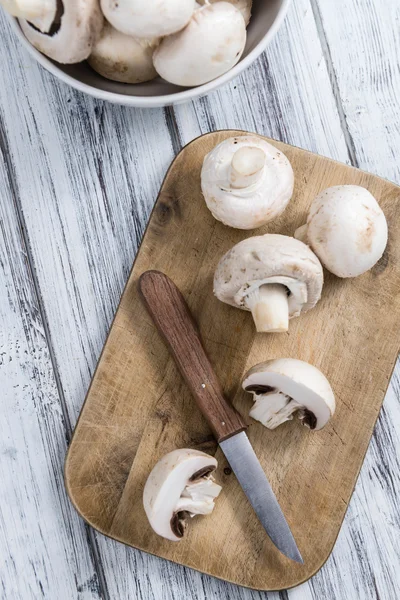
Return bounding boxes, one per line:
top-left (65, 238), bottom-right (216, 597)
top-left (7, 0), bottom-right (290, 107)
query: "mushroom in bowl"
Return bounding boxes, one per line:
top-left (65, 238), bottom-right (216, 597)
top-left (201, 135), bottom-right (294, 229)
top-left (6, 0), bottom-right (291, 106)
top-left (153, 2), bottom-right (247, 88)
top-left (100, 0), bottom-right (195, 39)
top-left (198, 0), bottom-right (253, 25)
top-left (18, 0), bottom-right (103, 64)
top-left (143, 449), bottom-right (222, 541)
top-left (214, 234), bottom-right (324, 333)
top-left (88, 23), bottom-right (159, 84)
top-left (295, 185), bottom-right (388, 278)
top-left (243, 358), bottom-right (335, 430)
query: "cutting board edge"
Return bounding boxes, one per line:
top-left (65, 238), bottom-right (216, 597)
top-left (64, 129), bottom-right (400, 591)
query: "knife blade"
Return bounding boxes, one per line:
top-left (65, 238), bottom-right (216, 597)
top-left (139, 270), bottom-right (303, 563)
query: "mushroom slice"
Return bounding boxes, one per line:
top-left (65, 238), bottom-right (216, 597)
top-left (19, 0), bottom-right (103, 64)
top-left (214, 234), bottom-right (323, 333)
top-left (153, 2), bottom-right (247, 87)
top-left (88, 23), bottom-right (159, 84)
top-left (1, 0), bottom-right (57, 33)
top-left (100, 0), bottom-right (196, 39)
top-left (197, 0), bottom-right (252, 25)
top-left (201, 135), bottom-right (294, 229)
top-left (243, 359), bottom-right (335, 431)
top-left (295, 185), bottom-right (388, 278)
top-left (143, 449), bottom-right (222, 541)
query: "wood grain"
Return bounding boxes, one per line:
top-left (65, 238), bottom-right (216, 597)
top-left (0, 114), bottom-right (102, 598)
top-left (2, 0), bottom-right (400, 596)
top-left (65, 131), bottom-right (400, 591)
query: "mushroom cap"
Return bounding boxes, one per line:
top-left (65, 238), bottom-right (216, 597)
top-left (100, 0), bottom-right (196, 39)
top-left (20, 0), bottom-right (103, 64)
top-left (243, 358), bottom-right (335, 430)
top-left (201, 136), bottom-right (294, 229)
top-left (143, 449), bottom-right (218, 542)
top-left (197, 0), bottom-right (252, 25)
top-left (88, 23), bottom-right (158, 84)
top-left (304, 185), bottom-right (388, 278)
top-left (2, 0), bottom-right (57, 33)
top-left (153, 2), bottom-right (247, 87)
top-left (214, 234), bottom-right (324, 318)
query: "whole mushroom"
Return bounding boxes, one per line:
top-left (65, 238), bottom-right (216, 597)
top-left (88, 23), bottom-right (159, 84)
top-left (201, 135), bottom-right (294, 229)
top-left (20, 0), bottom-right (103, 63)
top-left (143, 449), bottom-right (222, 541)
top-left (214, 234), bottom-right (324, 333)
top-left (153, 2), bottom-right (247, 87)
top-left (101, 0), bottom-right (196, 39)
top-left (243, 359), bottom-right (335, 431)
top-left (1, 0), bottom-right (58, 32)
top-left (197, 0), bottom-right (252, 25)
top-left (295, 185), bottom-right (388, 278)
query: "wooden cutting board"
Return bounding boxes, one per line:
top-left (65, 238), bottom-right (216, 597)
top-left (65, 130), bottom-right (400, 591)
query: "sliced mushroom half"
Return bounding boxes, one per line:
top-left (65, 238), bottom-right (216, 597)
top-left (153, 2), bottom-right (247, 87)
top-left (201, 135), bottom-right (294, 229)
top-left (88, 23), bottom-right (159, 84)
top-left (143, 449), bottom-right (222, 541)
top-left (295, 185), bottom-right (388, 278)
top-left (20, 0), bottom-right (103, 63)
top-left (243, 359), bottom-right (335, 431)
top-left (214, 234), bottom-right (324, 333)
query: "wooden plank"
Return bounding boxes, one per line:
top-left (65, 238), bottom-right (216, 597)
top-left (65, 130), bottom-right (400, 591)
top-left (0, 12), bottom-right (181, 600)
top-left (0, 121), bottom-right (102, 598)
top-left (314, 0), bottom-right (400, 180)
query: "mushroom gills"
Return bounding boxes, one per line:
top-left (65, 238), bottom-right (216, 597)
top-left (249, 389), bottom-right (309, 429)
top-left (244, 284), bottom-right (289, 333)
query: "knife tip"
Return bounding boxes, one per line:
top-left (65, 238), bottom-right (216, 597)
top-left (289, 546), bottom-right (304, 564)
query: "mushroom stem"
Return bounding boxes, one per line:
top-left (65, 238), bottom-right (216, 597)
top-left (175, 479), bottom-right (222, 516)
top-left (294, 224), bottom-right (308, 243)
top-left (245, 284), bottom-right (289, 333)
top-left (229, 146), bottom-right (266, 189)
top-left (250, 391), bottom-right (302, 429)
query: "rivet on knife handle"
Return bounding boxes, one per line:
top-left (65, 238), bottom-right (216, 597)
top-left (139, 270), bottom-right (247, 442)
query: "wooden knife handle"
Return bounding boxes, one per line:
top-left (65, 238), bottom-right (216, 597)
top-left (139, 270), bottom-right (247, 443)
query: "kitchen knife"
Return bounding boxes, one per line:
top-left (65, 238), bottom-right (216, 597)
top-left (139, 270), bottom-right (303, 563)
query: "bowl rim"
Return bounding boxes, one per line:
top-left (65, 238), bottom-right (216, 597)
top-left (7, 0), bottom-right (291, 107)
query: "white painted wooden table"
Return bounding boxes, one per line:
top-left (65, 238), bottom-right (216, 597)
top-left (1, 1), bottom-right (399, 598)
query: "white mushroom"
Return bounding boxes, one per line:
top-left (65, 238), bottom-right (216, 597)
top-left (295, 185), bottom-right (388, 278)
top-left (201, 136), bottom-right (294, 229)
top-left (20, 0), bottom-right (103, 64)
top-left (197, 0), bottom-right (252, 25)
top-left (88, 23), bottom-right (159, 84)
top-left (243, 359), bottom-right (335, 431)
top-left (100, 0), bottom-right (195, 39)
top-left (153, 2), bottom-right (247, 87)
top-left (1, 0), bottom-right (57, 33)
top-left (214, 234), bottom-right (323, 333)
top-left (143, 449), bottom-right (222, 541)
